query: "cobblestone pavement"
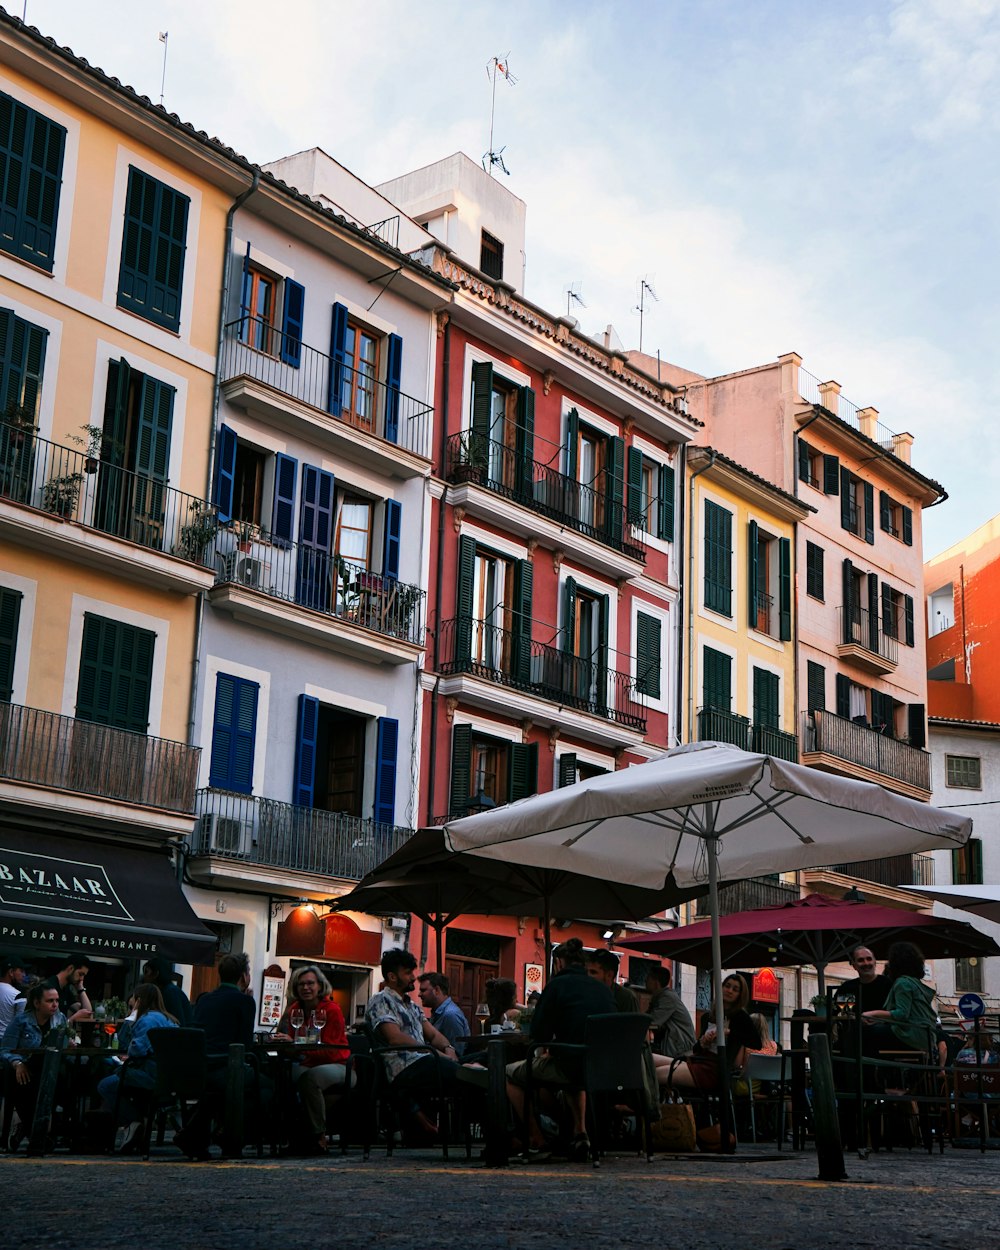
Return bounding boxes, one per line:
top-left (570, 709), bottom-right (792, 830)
top-left (4, 1146), bottom-right (998, 1249)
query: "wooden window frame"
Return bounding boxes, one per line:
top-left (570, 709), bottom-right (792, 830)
top-left (340, 320), bottom-right (381, 431)
top-left (240, 266), bottom-right (280, 356)
top-left (945, 754), bottom-right (982, 790)
top-left (480, 229), bottom-right (504, 280)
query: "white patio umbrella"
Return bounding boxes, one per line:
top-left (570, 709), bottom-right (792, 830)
top-left (443, 742), bottom-right (973, 1091)
top-left (908, 884), bottom-right (1000, 925)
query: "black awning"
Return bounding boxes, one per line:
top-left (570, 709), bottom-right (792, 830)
top-left (0, 830), bottom-right (216, 964)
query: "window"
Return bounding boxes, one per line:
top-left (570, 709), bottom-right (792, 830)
top-left (564, 578), bottom-right (610, 709)
top-left (565, 408), bottom-right (625, 545)
top-left (448, 723), bottom-right (537, 817)
top-left (340, 321), bottom-right (379, 431)
top-left (752, 667), bottom-right (780, 730)
top-left (0, 307), bottom-right (48, 506)
top-left (75, 613), bottom-right (156, 733)
top-left (471, 547), bottom-right (514, 670)
top-left (879, 491), bottom-right (913, 546)
top-left (806, 542), bottom-right (824, 600)
top-left (479, 229), bottom-right (504, 280)
top-left (0, 91), bottom-right (66, 272)
top-left (117, 167), bottom-right (190, 332)
top-left (467, 361), bottom-right (535, 497)
top-left (880, 583), bottom-right (915, 646)
top-left (954, 957), bottom-right (984, 994)
top-left (208, 674), bottom-right (259, 794)
top-left (806, 661), bottom-right (825, 714)
top-left (835, 673), bottom-right (869, 724)
top-left (628, 447), bottom-right (675, 541)
top-left (557, 753), bottom-right (609, 788)
top-left (335, 494), bottom-right (373, 570)
top-left (702, 646), bottom-right (732, 713)
top-left (946, 755), bottom-right (982, 790)
top-left (231, 441), bottom-right (266, 527)
top-left (797, 439), bottom-right (821, 489)
top-left (239, 265), bottom-right (279, 355)
top-left (0, 584), bottom-right (22, 701)
top-left (328, 303), bottom-right (402, 442)
top-left (952, 837), bottom-right (984, 886)
top-left (293, 692), bottom-right (398, 824)
top-left (747, 523), bottom-right (791, 639)
top-left (635, 610), bottom-right (662, 699)
top-left (455, 534), bottom-right (532, 683)
top-left (704, 500), bottom-right (733, 616)
top-left (840, 467), bottom-right (874, 544)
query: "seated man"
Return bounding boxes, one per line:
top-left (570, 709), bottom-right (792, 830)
top-left (0, 954), bottom-right (28, 1034)
top-left (645, 965), bottom-right (696, 1058)
top-left (43, 954), bottom-right (92, 1024)
top-left (418, 972), bottom-right (468, 1057)
top-left (366, 950), bottom-right (462, 1136)
top-left (506, 937), bottom-right (615, 1159)
top-left (585, 948), bottom-right (640, 1012)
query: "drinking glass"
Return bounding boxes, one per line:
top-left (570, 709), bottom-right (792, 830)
top-left (474, 1002), bottom-right (489, 1034)
top-left (290, 1006), bottom-right (305, 1041)
top-left (104, 1022), bottom-right (117, 1046)
top-left (312, 1006), bottom-right (327, 1039)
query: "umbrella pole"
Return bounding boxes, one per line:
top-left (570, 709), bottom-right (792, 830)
top-left (435, 915), bottom-right (444, 972)
top-left (708, 831), bottom-right (734, 1154)
top-left (543, 900), bottom-right (552, 985)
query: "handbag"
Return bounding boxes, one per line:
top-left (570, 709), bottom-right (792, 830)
top-left (649, 1099), bottom-right (697, 1152)
top-left (696, 1122), bottom-right (736, 1153)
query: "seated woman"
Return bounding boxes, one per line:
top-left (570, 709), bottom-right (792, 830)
top-left (96, 983), bottom-right (178, 1148)
top-left (860, 941), bottom-right (940, 1065)
top-left (1, 981), bottom-right (66, 1150)
top-left (273, 965), bottom-right (350, 1154)
top-left (654, 974), bottom-right (761, 1091)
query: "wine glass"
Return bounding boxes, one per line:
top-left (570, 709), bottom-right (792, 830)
top-left (290, 1005), bottom-right (304, 1042)
top-left (474, 1002), bottom-right (489, 1035)
top-left (311, 1006), bottom-right (327, 1040)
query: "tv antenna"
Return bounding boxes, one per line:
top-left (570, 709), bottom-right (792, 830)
top-left (158, 31), bottom-right (169, 107)
top-left (634, 276), bottom-right (658, 353)
top-left (566, 283), bottom-right (587, 318)
top-left (483, 55), bottom-right (517, 177)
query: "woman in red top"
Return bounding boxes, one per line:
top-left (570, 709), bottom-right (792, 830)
top-left (275, 965), bottom-right (350, 1152)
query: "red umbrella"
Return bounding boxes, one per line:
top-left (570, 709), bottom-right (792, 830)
top-left (618, 892), bottom-right (1000, 992)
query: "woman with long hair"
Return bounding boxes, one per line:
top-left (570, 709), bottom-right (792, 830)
top-left (861, 941), bottom-right (938, 1058)
top-left (274, 965), bottom-right (350, 1154)
top-left (655, 973), bottom-right (762, 1090)
top-left (97, 982), bottom-right (178, 1145)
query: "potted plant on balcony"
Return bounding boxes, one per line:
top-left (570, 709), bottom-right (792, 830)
top-left (452, 429), bottom-right (489, 486)
top-left (42, 469), bottom-right (84, 518)
top-left (70, 424), bottom-right (109, 474)
top-left (388, 581), bottom-right (422, 640)
top-left (175, 501), bottom-right (219, 563)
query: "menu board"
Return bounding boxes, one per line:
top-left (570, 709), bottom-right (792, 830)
top-left (259, 968), bottom-right (286, 1027)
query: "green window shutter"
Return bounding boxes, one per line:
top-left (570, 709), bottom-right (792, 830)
top-left (514, 385), bottom-right (535, 497)
top-left (565, 407), bottom-right (579, 479)
top-left (822, 454), bottom-right (840, 494)
top-left (135, 373), bottom-right (175, 535)
top-left (658, 463), bottom-right (675, 541)
top-left (449, 723), bottom-right (473, 817)
top-left (797, 439), bottom-right (811, 483)
top-left (509, 741), bottom-right (538, 802)
top-left (636, 610), bottom-right (661, 699)
top-left (863, 481), bottom-right (875, 545)
top-left (558, 753), bottom-right (578, 789)
top-left (117, 167), bottom-right (190, 332)
top-left (512, 557), bottom-right (534, 684)
top-left (0, 91), bottom-right (66, 272)
top-left (595, 592), bottom-right (610, 712)
top-left (879, 491), bottom-right (891, 533)
top-left (778, 537), bottom-right (791, 640)
top-left (454, 534), bottom-right (476, 669)
top-left (881, 583), bottom-right (893, 637)
top-left (470, 360), bottom-right (493, 474)
top-left (806, 661), bottom-right (825, 714)
top-left (806, 542), bottom-right (824, 600)
top-left (704, 500), bottom-right (732, 616)
top-left (605, 435), bottom-right (625, 545)
top-left (901, 506), bottom-right (913, 546)
top-left (627, 446), bottom-right (643, 527)
top-left (871, 689), bottom-right (893, 736)
top-left (562, 576), bottom-right (577, 654)
top-left (752, 667), bottom-right (779, 730)
top-left (835, 673), bottom-right (851, 720)
top-left (904, 595), bottom-right (915, 646)
top-left (841, 558), bottom-right (855, 643)
top-left (747, 520), bottom-right (759, 630)
top-left (0, 308), bottom-right (48, 422)
top-left (702, 646), bottom-right (731, 713)
top-left (907, 702), bottom-right (925, 750)
top-left (0, 585), bottom-right (23, 701)
top-left (840, 467), bottom-right (853, 531)
top-left (867, 573), bottom-right (880, 652)
top-left (75, 614), bottom-right (155, 733)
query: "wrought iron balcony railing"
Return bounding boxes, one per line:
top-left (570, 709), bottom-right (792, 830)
top-left (192, 787), bottom-right (414, 880)
top-left (824, 853), bottom-right (935, 889)
top-left (696, 876), bottom-right (799, 917)
top-left (438, 615), bottom-right (646, 732)
top-left (802, 709), bottom-right (931, 792)
top-left (211, 523), bottom-right (425, 645)
top-left (0, 416), bottom-right (217, 567)
top-left (696, 707), bottom-right (798, 760)
top-left (444, 431), bottom-right (647, 562)
top-left (0, 701), bottom-right (200, 813)
top-left (221, 318), bottom-right (433, 460)
top-left (839, 604), bottom-right (898, 665)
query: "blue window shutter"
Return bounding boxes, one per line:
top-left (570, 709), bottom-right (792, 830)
top-left (281, 279), bottom-right (305, 367)
top-left (209, 673), bottom-right (258, 794)
top-left (239, 240), bottom-right (251, 335)
top-left (327, 302), bottom-right (349, 416)
top-left (213, 424), bottom-right (237, 523)
top-left (383, 498), bottom-right (402, 579)
top-left (0, 585), bottom-right (23, 701)
top-left (295, 464), bottom-right (334, 610)
top-left (271, 452), bottom-right (298, 543)
top-left (385, 332), bottom-right (402, 443)
top-left (374, 716), bottom-right (399, 825)
top-left (293, 693), bottom-right (319, 807)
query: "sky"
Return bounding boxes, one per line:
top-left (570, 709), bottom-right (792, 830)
top-left (17, 0), bottom-right (1000, 557)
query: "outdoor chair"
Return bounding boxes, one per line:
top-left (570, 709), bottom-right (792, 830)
top-left (579, 1012), bottom-right (655, 1165)
top-left (124, 1027), bottom-right (208, 1161)
top-left (737, 1051), bottom-right (790, 1146)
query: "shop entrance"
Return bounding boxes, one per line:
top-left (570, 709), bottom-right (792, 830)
top-left (444, 929), bottom-right (502, 1037)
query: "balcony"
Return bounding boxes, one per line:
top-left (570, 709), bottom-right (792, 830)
top-left (824, 853), bottom-right (935, 890)
top-left (189, 787), bottom-right (414, 882)
top-left (801, 709), bottom-right (931, 800)
top-left (696, 708), bottom-right (799, 761)
top-left (438, 616), bottom-right (647, 738)
top-left (0, 418), bottom-right (218, 593)
top-left (444, 432), bottom-right (647, 580)
top-left (220, 319), bottom-right (433, 478)
top-left (207, 523), bottom-right (424, 665)
top-left (0, 701), bottom-right (199, 815)
top-left (837, 605), bottom-right (898, 675)
top-left (696, 875), bottom-right (799, 917)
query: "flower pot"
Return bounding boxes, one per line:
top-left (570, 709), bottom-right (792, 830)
top-left (84, 456), bottom-right (99, 474)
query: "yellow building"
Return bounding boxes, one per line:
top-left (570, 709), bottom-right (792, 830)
top-left (0, 17), bottom-right (248, 976)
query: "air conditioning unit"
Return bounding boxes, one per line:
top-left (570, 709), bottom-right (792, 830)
top-left (219, 552), bottom-right (268, 589)
top-left (384, 916), bottom-right (408, 932)
top-left (197, 812), bottom-right (246, 855)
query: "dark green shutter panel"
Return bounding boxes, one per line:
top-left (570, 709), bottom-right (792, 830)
top-left (703, 646), bottom-right (731, 712)
top-left (449, 723), bottom-right (473, 817)
top-left (806, 661), bottom-right (825, 714)
top-left (752, 667), bottom-right (779, 731)
top-left (863, 481), bottom-right (875, 544)
top-left (879, 491), bottom-right (891, 533)
top-left (606, 435), bottom-right (625, 545)
top-left (117, 168), bottom-right (189, 332)
top-left (75, 614), bottom-right (154, 733)
top-left (565, 407), bottom-right (579, 479)
top-left (747, 520), bottom-right (759, 629)
top-left (871, 689), bottom-right (892, 735)
top-left (0, 92), bottom-right (66, 272)
top-left (704, 501), bottom-right (732, 616)
top-left (0, 308), bottom-right (48, 421)
top-left (596, 593), bottom-right (610, 712)
top-left (867, 574), bottom-right (880, 652)
top-left (512, 557), bottom-right (534, 684)
top-left (558, 753), bottom-right (577, 789)
top-left (509, 741), bottom-right (538, 802)
top-left (627, 446), bottom-right (643, 527)
top-left (658, 463), bottom-right (675, 541)
top-left (823, 454), bottom-right (840, 494)
top-left (778, 537), bottom-right (792, 640)
top-left (881, 583), bottom-right (893, 637)
top-left (454, 534), bottom-right (476, 669)
top-left (797, 439), bottom-right (810, 483)
top-left (0, 585), bottom-right (22, 701)
top-left (903, 595), bottom-right (914, 647)
top-left (470, 360), bottom-right (493, 476)
top-left (135, 373), bottom-right (175, 534)
top-left (841, 558), bottom-right (855, 643)
top-left (907, 703), bottom-right (925, 750)
top-left (562, 576), bottom-right (577, 654)
top-left (840, 467), bottom-right (852, 531)
top-left (835, 673), bottom-right (851, 720)
top-left (636, 610), bottom-right (661, 699)
top-left (901, 506), bottom-right (913, 546)
top-left (94, 357), bottom-right (131, 534)
top-left (514, 385), bottom-right (535, 498)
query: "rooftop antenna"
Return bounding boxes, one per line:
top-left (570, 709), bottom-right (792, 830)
top-left (483, 55), bottom-right (517, 177)
top-left (158, 31), bottom-right (169, 108)
top-left (634, 276), bottom-right (658, 354)
top-left (566, 283), bottom-right (587, 319)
